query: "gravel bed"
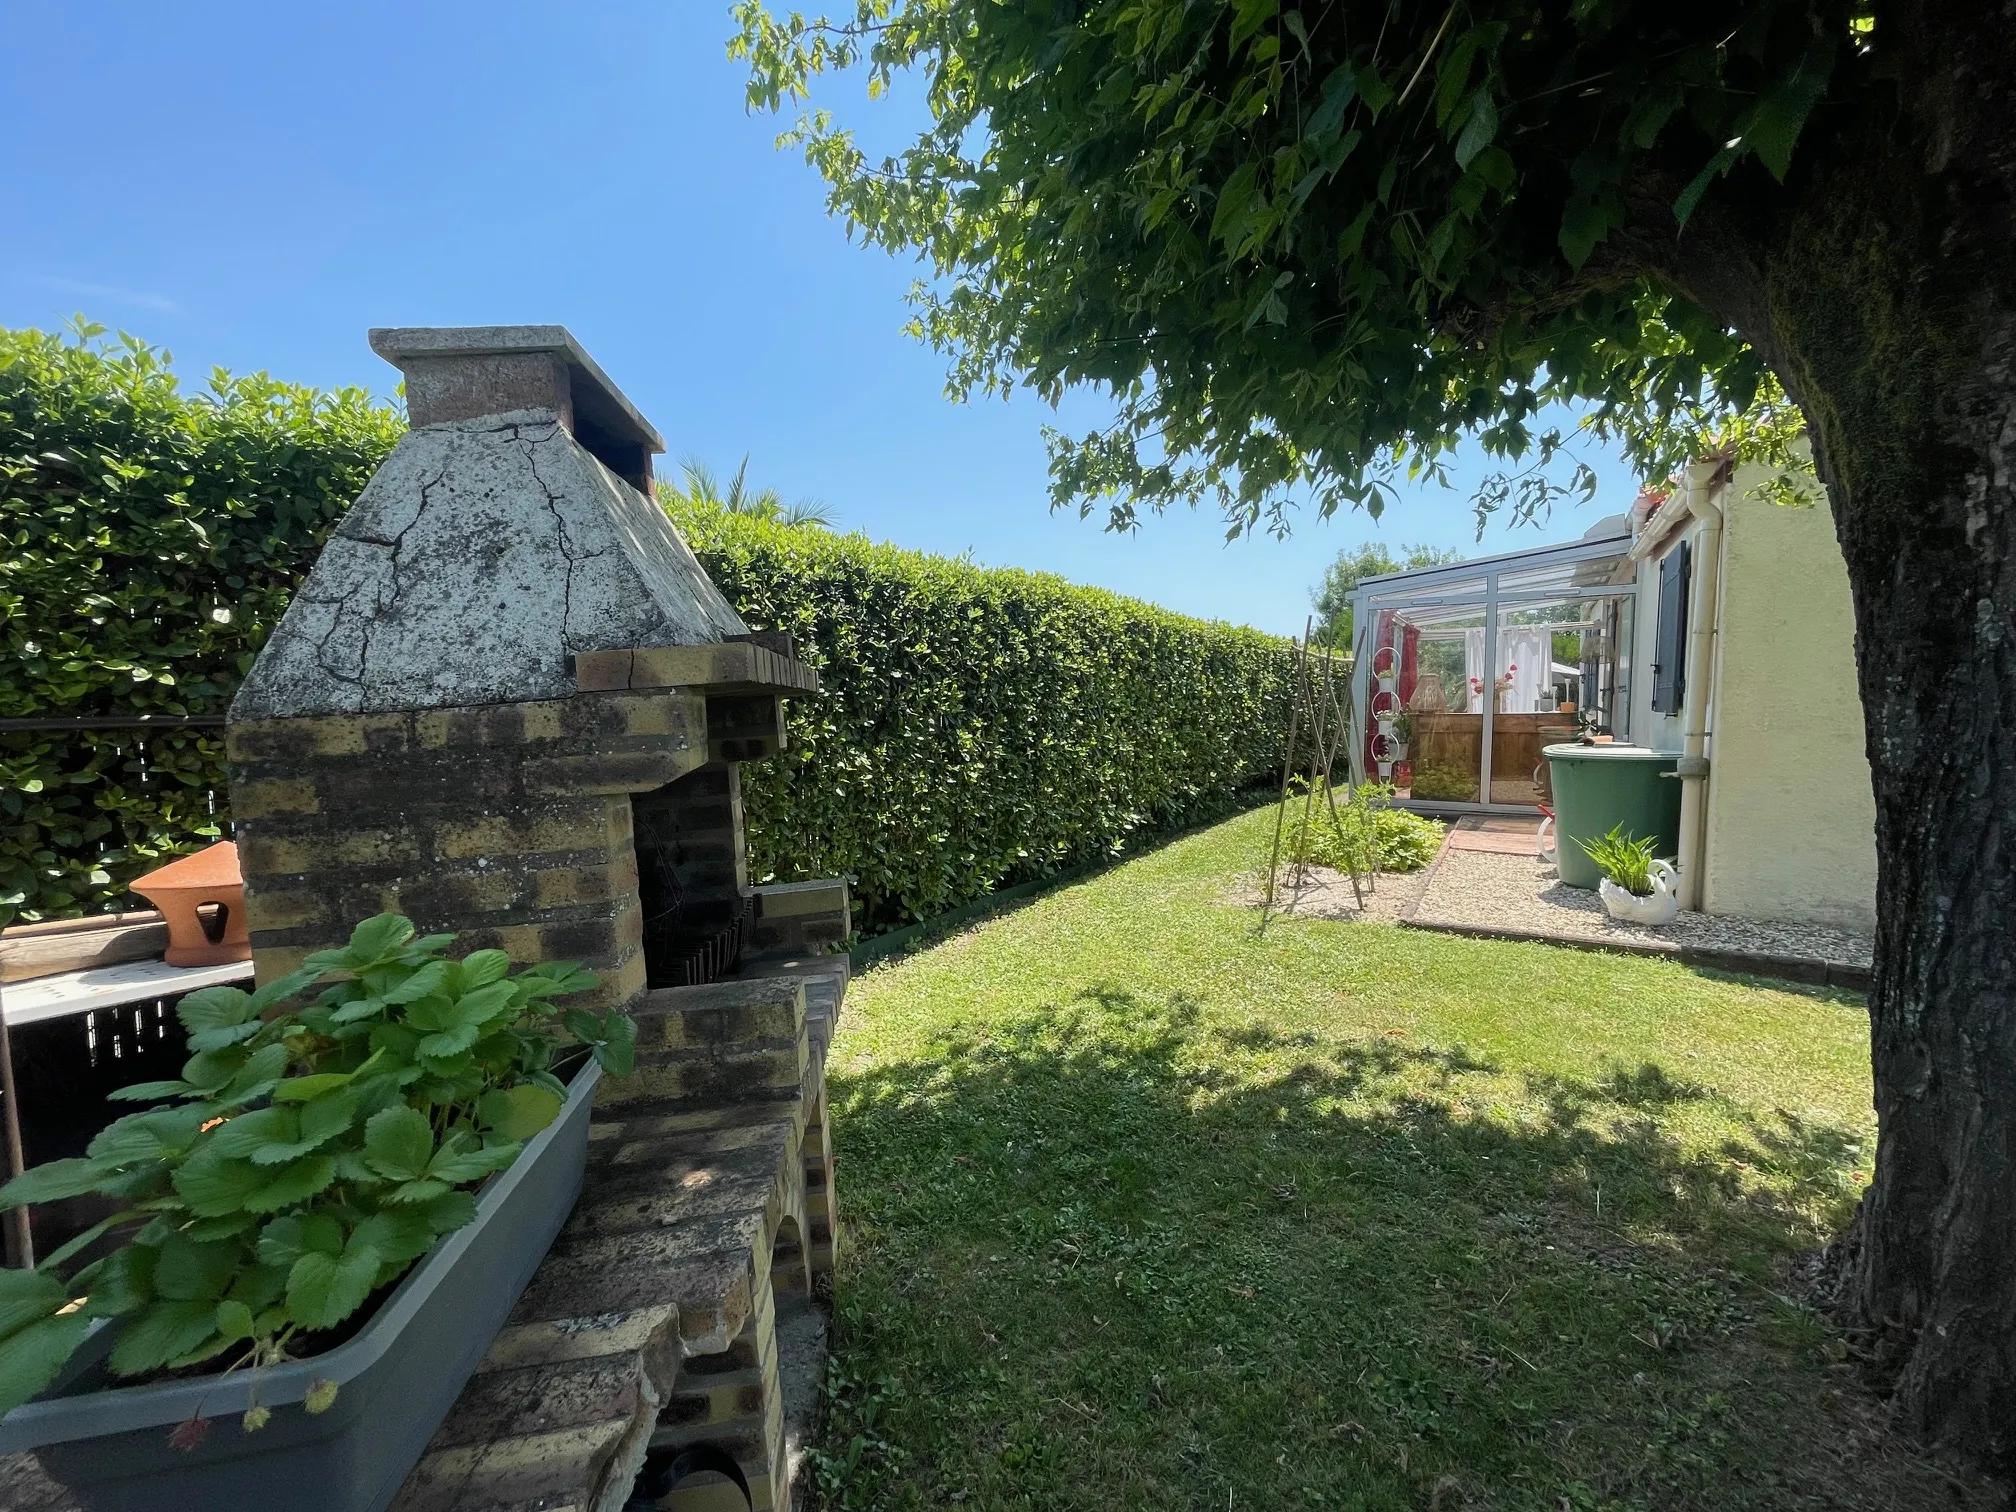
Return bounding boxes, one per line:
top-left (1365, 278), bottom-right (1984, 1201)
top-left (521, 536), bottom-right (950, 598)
top-left (1414, 849), bottom-right (1874, 968)
top-left (1229, 864), bottom-right (1430, 924)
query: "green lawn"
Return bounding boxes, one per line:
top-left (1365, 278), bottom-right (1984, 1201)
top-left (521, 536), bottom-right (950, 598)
top-left (810, 806), bottom-right (1971, 1511)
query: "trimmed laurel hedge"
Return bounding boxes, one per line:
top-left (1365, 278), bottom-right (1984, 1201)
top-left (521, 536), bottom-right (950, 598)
top-left (679, 512), bottom-right (1296, 932)
top-left (2, 327), bottom-right (1295, 934)
top-left (0, 327), bottom-right (403, 925)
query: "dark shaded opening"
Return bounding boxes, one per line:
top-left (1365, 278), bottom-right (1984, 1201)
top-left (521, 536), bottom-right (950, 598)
top-left (195, 900), bottom-right (229, 944)
top-left (632, 766), bottom-right (752, 988)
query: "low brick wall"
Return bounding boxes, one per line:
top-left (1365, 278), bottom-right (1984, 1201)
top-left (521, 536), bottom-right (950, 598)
top-left (229, 690), bottom-right (708, 1008)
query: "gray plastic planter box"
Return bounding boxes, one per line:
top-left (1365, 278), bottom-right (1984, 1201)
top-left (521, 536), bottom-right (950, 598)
top-left (0, 1060), bottom-right (602, 1512)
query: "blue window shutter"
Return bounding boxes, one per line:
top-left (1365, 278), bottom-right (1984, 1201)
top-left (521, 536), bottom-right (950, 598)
top-left (1650, 540), bottom-right (1690, 714)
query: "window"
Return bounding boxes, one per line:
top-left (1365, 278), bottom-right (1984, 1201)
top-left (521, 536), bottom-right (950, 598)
top-left (1650, 540), bottom-right (1690, 714)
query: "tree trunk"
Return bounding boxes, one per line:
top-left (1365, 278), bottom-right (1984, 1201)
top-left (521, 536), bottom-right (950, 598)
top-left (1757, 51), bottom-right (2016, 1469)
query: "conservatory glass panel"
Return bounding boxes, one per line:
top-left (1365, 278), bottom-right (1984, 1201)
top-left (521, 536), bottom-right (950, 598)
top-left (1491, 601), bottom-right (1588, 806)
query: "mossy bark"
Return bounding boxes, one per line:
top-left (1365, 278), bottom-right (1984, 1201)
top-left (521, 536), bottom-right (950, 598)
top-left (1630, 11), bottom-right (2016, 1470)
top-left (1766, 60), bottom-right (2016, 1475)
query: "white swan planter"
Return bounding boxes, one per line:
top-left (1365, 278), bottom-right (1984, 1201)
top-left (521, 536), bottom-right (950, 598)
top-left (1599, 859), bottom-right (1680, 926)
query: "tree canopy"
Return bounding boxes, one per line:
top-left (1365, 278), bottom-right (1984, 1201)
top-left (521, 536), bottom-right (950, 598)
top-left (734, 0), bottom-right (2016, 1473)
top-left (1311, 540), bottom-right (1463, 645)
top-left (733, 0), bottom-right (1851, 533)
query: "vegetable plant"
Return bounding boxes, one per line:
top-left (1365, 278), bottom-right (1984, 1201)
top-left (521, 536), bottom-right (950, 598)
top-left (1578, 825), bottom-right (1661, 896)
top-left (1287, 781), bottom-right (1443, 875)
top-left (0, 913), bottom-right (635, 1424)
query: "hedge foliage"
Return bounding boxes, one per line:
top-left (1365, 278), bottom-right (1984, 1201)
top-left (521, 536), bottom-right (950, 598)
top-left (1, 327), bottom-right (403, 924)
top-left (3, 327), bottom-right (1295, 934)
top-left (678, 511), bottom-right (1296, 931)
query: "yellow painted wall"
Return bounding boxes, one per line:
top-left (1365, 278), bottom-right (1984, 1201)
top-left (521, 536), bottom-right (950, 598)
top-left (1701, 465), bottom-right (1877, 931)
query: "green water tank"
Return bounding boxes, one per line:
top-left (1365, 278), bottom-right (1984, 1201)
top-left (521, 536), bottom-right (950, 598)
top-left (1544, 744), bottom-right (1683, 890)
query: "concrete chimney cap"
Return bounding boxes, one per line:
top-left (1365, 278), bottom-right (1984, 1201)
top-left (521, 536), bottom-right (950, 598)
top-left (368, 325), bottom-right (666, 455)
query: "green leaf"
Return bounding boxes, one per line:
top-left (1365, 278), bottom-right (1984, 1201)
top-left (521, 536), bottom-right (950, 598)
top-left (382, 959), bottom-right (450, 1004)
top-left (426, 1134), bottom-right (519, 1185)
top-left (452, 980), bottom-right (519, 1026)
top-left (478, 1084), bottom-right (563, 1141)
top-left (298, 1087), bottom-right (363, 1147)
top-left (286, 1241), bottom-right (381, 1331)
top-left (175, 985), bottom-right (256, 1037)
top-left (0, 1314), bottom-right (93, 1414)
top-left (152, 1234), bottom-right (241, 1301)
top-left (87, 1107), bottom-right (206, 1165)
top-left (1433, 31), bottom-right (1481, 127)
top-left (1673, 146), bottom-right (1737, 228)
top-left (350, 1209), bottom-right (437, 1267)
top-left (79, 1244), bottom-right (155, 1316)
top-left (214, 1298), bottom-right (255, 1343)
top-left (1453, 89), bottom-right (1497, 171)
top-left (417, 1024), bottom-right (481, 1061)
top-left (1304, 66), bottom-right (1356, 142)
top-left (242, 1155), bottom-right (337, 1213)
top-left (0, 1157), bottom-right (112, 1209)
top-left (105, 1079), bottom-right (198, 1104)
top-left (330, 995), bottom-right (389, 1025)
top-left (0, 1267), bottom-right (67, 1338)
top-left (363, 1106), bottom-right (434, 1182)
top-left (385, 1179), bottom-right (452, 1206)
top-left (108, 1298), bottom-right (222, 1377)
top-left (226, 1261), bottom-right (289, 1315)
top-left (172, 1151), bottom-right (268, 1217)
top-left (249, 962), bottom-right (325, 1011)
top-left (1745, 45), bottom-right (1836, 181)
top-left (1227, 0), bottom-right (1278, 51)
top-left (415, 1190), bottom-right (477, 1234)
top-left (343, 914), bottom-right (414, 966)
top-left (272, 1072), bottom-right (355, 1103)
top-left (217, 1042), bottom-right (292, 1105)
top-left (1356, 63), bottom-right (1394, 115)
top-left (1209, 162), bottom-right (1261, 249)
top-left (208, 1107), bottom-right (300, 1162)
top-left (458, 950), bottom-right (511, 989)
top-left (567, 1009), bottom-right (637, 1078)
top-left (257, 1213), bottom-right (344, 1270)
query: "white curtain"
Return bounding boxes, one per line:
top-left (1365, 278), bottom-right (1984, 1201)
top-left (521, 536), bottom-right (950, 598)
top-left (1463, 628), bottom-right (1553, 712)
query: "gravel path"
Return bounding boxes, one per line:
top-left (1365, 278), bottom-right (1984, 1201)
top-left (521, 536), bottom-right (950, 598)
top-left (1230, 864), bottom-right (1430, 924)
top-left (1415, 848), bottom-right (1874, 969)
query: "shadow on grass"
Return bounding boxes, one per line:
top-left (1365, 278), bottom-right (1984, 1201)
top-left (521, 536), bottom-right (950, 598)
top-left (813, 986), bottom-right (1996, 1512)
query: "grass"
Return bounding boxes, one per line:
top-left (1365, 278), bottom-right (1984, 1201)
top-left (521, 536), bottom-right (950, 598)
top-left (809, 806), bottom-right (1988, 1511)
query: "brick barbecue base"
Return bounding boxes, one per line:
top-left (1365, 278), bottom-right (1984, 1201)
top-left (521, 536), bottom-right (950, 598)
top-left (0, 946), bottom-right (845, 1512)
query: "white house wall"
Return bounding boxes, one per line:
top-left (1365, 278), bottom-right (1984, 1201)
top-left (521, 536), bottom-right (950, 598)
top-left (1699, 464), bottom-right (1878, 932)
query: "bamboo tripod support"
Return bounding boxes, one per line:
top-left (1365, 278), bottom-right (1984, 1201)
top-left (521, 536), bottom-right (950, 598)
top-left (1261, 622), bottom-right (1368, 927)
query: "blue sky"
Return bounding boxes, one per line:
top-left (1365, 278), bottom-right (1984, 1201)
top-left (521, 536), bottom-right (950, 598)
top-left (3, 2), bottom-right (1638, 636)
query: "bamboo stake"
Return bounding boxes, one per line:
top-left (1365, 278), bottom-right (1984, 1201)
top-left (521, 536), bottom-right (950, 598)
top-left (0, 983), bottom-right (34, 1268)
top-left (1262, 628), bottom-right (1311, 922)
top-left (1314, 642), bottom-right (1366, 908)
top-left (1293, 632), bottom-right (1328, 893)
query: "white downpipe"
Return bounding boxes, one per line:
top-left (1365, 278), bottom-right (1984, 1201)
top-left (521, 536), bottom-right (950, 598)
top-left (1675, 459), bottom-right (1725, 912)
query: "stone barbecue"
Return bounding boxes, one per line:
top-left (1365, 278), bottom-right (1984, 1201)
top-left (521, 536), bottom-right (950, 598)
top-left (0, 328), bottom-right (851, 1511)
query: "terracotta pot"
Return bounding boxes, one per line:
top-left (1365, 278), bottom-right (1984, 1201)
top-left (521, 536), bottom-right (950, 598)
top-left (128, 841), bottom-right (250, 966)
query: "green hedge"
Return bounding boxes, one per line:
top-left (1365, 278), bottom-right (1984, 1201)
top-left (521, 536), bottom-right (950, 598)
top-left (680, 513), bottom-right (1295, 931)
top-left (2, 327), bottom-right (1295, 933)
top-left (0, 328), bottom-right (403, 923)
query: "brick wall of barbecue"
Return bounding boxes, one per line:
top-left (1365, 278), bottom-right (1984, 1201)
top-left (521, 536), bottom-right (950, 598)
top-left (226, 691), bottom-right (707, 1011)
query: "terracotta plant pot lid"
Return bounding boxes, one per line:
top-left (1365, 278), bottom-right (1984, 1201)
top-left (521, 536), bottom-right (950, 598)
top-left (130, 841), bottom-right (250, 967)
top-left (131, 841), bottom-right (243, 892)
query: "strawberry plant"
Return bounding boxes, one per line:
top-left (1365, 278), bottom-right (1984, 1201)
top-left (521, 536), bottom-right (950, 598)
top-left (0, 913), bottom-right (634, 1423)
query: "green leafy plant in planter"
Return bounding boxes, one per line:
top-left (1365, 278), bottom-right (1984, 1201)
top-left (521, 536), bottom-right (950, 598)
top-left (1287, 782), bottom-right (1445, 875)
top-left (0, 913), bottom-right (635, 1425)
top-left (1578, 824), bottom-right (1660, 896)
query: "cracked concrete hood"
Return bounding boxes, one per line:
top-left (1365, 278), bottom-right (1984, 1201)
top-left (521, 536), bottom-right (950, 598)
top-left (233, 326), bottom-right (748, 721)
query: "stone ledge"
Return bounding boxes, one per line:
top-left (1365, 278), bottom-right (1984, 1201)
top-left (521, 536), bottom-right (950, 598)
top-left (571, 644), bottom-right (821, 699)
